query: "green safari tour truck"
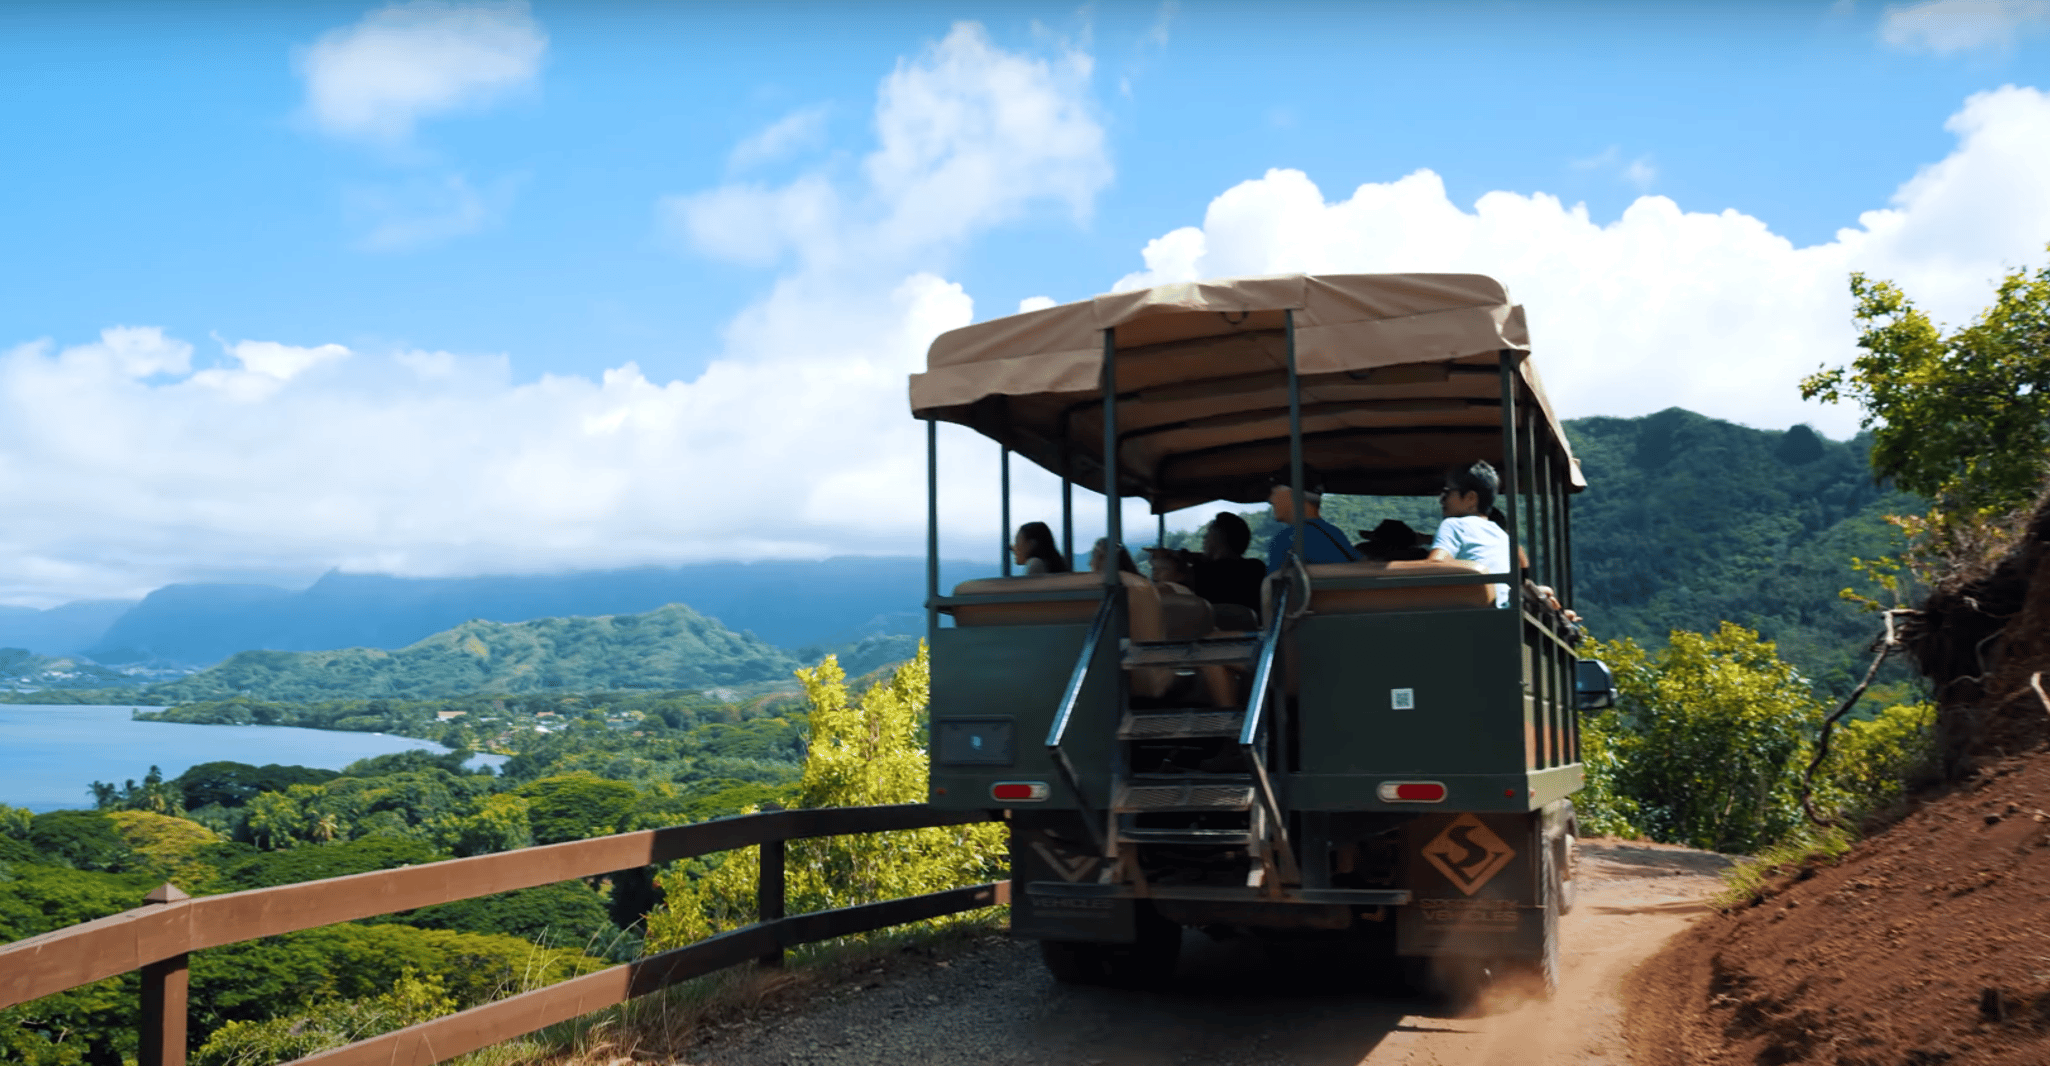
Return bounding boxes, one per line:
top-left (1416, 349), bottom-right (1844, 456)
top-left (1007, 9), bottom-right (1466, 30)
top-left (909, 273), bottom-right (1614, 994)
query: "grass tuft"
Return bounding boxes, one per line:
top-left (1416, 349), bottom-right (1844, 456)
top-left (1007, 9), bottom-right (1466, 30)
top-left (1709, 825), bottom-right (1858, 910)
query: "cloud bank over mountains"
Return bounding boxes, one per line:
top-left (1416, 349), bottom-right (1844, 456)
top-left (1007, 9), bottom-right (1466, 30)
top-left (4, 18), bottom-right (2050, 607)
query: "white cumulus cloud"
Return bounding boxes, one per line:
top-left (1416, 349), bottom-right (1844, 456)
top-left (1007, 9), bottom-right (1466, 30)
top-left (297, 0), bottom-right (547, 145)
top-left (661, 22), bottom-right (1110, 271)
top-left (1, 22), bottom-right (1110, 606)
top-left (1881, 0), bottom-right (2050, 54)
top-left (1114, 86), bottom-right (2050, 439)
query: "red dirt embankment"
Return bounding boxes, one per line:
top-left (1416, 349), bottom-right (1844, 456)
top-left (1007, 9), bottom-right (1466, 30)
top-left (1631, 498), bottom-right (2050, 1066)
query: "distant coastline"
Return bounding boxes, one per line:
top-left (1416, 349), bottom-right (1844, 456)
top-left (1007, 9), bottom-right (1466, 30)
top-left (0, 704), bottom-right (456, 812)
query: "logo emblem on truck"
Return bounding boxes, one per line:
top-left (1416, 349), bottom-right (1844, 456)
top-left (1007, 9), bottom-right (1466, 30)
top-left (1422, 813), bottom-right (1515, 896)
top-left (1031, 840), bottom-right (1102, 883)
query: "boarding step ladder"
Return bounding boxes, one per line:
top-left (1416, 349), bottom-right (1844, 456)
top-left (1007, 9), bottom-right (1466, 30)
top-left (1108, 615), bottom-right (1299, 888)
top-left (1043, 585), bottom-right (1301, 888)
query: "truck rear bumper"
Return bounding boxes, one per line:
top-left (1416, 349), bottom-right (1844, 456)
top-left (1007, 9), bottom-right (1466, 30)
top-left (1026, 881), bottom-right (1411, 906)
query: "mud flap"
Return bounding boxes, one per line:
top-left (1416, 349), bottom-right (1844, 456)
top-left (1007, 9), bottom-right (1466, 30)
top-left (1009, 811), bottom-right (1137, 944)
top-left (1396, 810), bottom-right (1546, 960)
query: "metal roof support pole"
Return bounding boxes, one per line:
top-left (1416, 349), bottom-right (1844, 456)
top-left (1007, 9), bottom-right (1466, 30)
top-left (1539, 432), bottom-right (1552, 589)
top-left (1525, 403), bottom-right (1541, 582)
top-left (1285, 308), bottom-right (1305, 561)
top-left (1562, 471), bottom-right (1575, 609)
top-left (1000, 445), bottom-right (1013, 577)
top-left (1102, 328), bottom-right (1121, 586)
top-left (1536, 439), bottom-right (1557, 768)
top-left (926, 418), bottom-right (939, 640)
top-left (1523, 407), bottom-right (1540, 585)
top-left (1498, 352), bottom-right (1521, 599)
top-left (1157, 512), bottom-right (1166, 549)
top-left (1061, 466), bottom-right (1074, 569)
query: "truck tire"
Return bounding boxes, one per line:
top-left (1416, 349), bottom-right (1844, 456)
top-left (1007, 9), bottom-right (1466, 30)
top-left (1557, 831), bottom-right (1577, 916)
top-left (1518, 831), bottom-right (1562, 998)
top-left (1037, 906), bottom-right (1181, 987)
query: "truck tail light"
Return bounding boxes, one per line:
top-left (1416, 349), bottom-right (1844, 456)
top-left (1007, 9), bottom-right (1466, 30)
top-left (1378, 781), bottom-right (1447, 802)
top-left (991, 781), bottom-right (1050, 802)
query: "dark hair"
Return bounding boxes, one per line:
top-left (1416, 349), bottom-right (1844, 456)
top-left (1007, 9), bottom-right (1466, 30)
top-left (1445, 461), bottom-right (1499, 512)
top-left (1016, 521), bottom-right (1069, 573)
top-left (1209, 512), bottom-right (1252, 556)
top-left (1357, 519), bottom-right (1427, 561)
top-left (1090, 538), bottom-right (1138, 575)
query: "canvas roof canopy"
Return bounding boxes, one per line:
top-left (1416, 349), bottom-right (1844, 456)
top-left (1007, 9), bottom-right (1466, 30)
top-left (908, 273), bottom-right (1583, 514)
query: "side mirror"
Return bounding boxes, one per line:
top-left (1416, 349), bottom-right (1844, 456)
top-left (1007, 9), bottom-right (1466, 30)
top-left (1575, 659), bottom-right (1616, 711)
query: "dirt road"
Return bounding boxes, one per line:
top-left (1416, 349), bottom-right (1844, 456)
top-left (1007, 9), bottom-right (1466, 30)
top-left (682, 841), bottom-right (1732, 1066)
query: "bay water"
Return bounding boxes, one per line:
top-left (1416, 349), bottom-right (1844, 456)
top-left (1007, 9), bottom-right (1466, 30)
top-left (0, 704), bottom-right (481, 812)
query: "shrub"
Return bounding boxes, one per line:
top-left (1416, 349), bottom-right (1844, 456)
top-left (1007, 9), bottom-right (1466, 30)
top-left (105, 810), bottom-right (222, 893)
top-left (514, 773), bottom-right (640, 845)
top-left (1816, 698), bottom-right (1937, 819)
top-left (1589, 624), bottom-right (1826, 853)
top-left (212, 836), bottom-right (443, 891)
top-left (188, 924), bottom-right (605, 1035)
top-left (27, 810), bottom-right (134, 872)
top-left (645, 643), bottom-right (1006, 948)
top-left (192, 968), bottom-right (455, 1066)
top-left (363, 883), bottom-right (612, 948)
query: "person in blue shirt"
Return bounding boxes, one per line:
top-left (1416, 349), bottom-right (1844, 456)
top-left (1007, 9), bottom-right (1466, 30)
top-left (1263, 466), bottom-right (1360, 573)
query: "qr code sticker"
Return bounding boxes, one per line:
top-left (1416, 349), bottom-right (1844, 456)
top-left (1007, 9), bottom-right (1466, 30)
top-left (1391, 688), bottom-right (1415, 710)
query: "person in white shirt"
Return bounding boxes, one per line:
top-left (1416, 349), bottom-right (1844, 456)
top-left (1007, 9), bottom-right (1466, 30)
top-left (1381, 461), bottom-right (1512, 607)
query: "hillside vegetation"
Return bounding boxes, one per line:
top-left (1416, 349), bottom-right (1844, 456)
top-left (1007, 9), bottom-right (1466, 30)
top-left (1251, 408), bottom-right (1916, 695)
top-left (148, 604), bottom-right (802, 703)
top-left (1, 648), bottom-right (1005, 1066)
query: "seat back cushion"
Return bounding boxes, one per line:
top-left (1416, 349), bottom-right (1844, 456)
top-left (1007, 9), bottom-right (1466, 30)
top-left (1303, 559), bottom-right (1493, 613)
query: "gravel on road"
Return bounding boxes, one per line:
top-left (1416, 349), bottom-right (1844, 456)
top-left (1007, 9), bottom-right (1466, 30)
top-left (670, 840), bottom-right (1732, 1066)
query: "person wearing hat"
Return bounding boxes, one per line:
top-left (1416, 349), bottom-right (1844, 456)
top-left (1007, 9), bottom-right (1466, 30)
top-left (1357, 518), bottom-right (1430, 562)
top-left (1264, 466), bottom-right (1360, 573)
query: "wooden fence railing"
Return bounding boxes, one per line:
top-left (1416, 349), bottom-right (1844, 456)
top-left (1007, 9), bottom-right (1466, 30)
top-left (0, 803), bottom-right (1007, 1066)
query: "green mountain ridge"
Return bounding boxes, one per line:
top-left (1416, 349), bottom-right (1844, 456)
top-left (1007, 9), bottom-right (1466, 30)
top-left (11, 408), bottom-right (1920, 706)
top-left (150, 604), bottom-right (805, 703)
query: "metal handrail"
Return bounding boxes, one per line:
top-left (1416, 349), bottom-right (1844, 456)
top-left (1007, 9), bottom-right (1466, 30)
top-left (1045, 591), bottom-right (1117, 854)
top-left (1236, 582), bottom-right (1289, 751)
top-left (1237, 582), bottom-right (1300, 884)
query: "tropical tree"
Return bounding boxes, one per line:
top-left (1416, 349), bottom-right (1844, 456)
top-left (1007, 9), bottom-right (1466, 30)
top-left (429, 793), bottom-right (535, 857)
top-left (1801, 248), bottom-right (2050, 554)
top-left (645, 643), bottom-right (1007, 947)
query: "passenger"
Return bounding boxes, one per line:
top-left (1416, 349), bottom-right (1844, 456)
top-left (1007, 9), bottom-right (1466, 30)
top-left (1357, 518), bottom-right (1429, 562)
top-left (1379, 461), bottom-right (1510, 607)
top-left (1145, 546), bottom-right (1198, 591)
top-left (1146, 546), bottom-right (1238, 706)
top-left (1191, 512), bottom-right (1266, 615)
top-left (1263, 466), bottom-right (1360, 573)
top-left (1088, 537), bottom-right (1139, 575)
top-left (1011, 521), bottom-right (1069, 575)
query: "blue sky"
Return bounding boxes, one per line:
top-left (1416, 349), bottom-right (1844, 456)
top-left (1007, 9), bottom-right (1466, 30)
top-left (2, 0), bottom-right (2048, 605)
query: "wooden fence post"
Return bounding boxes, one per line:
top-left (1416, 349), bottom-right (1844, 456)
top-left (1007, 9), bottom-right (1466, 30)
top-left (139, 883), bottom-right (191, 1066)
top-left (757, 838), bottom-right (785, 968)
